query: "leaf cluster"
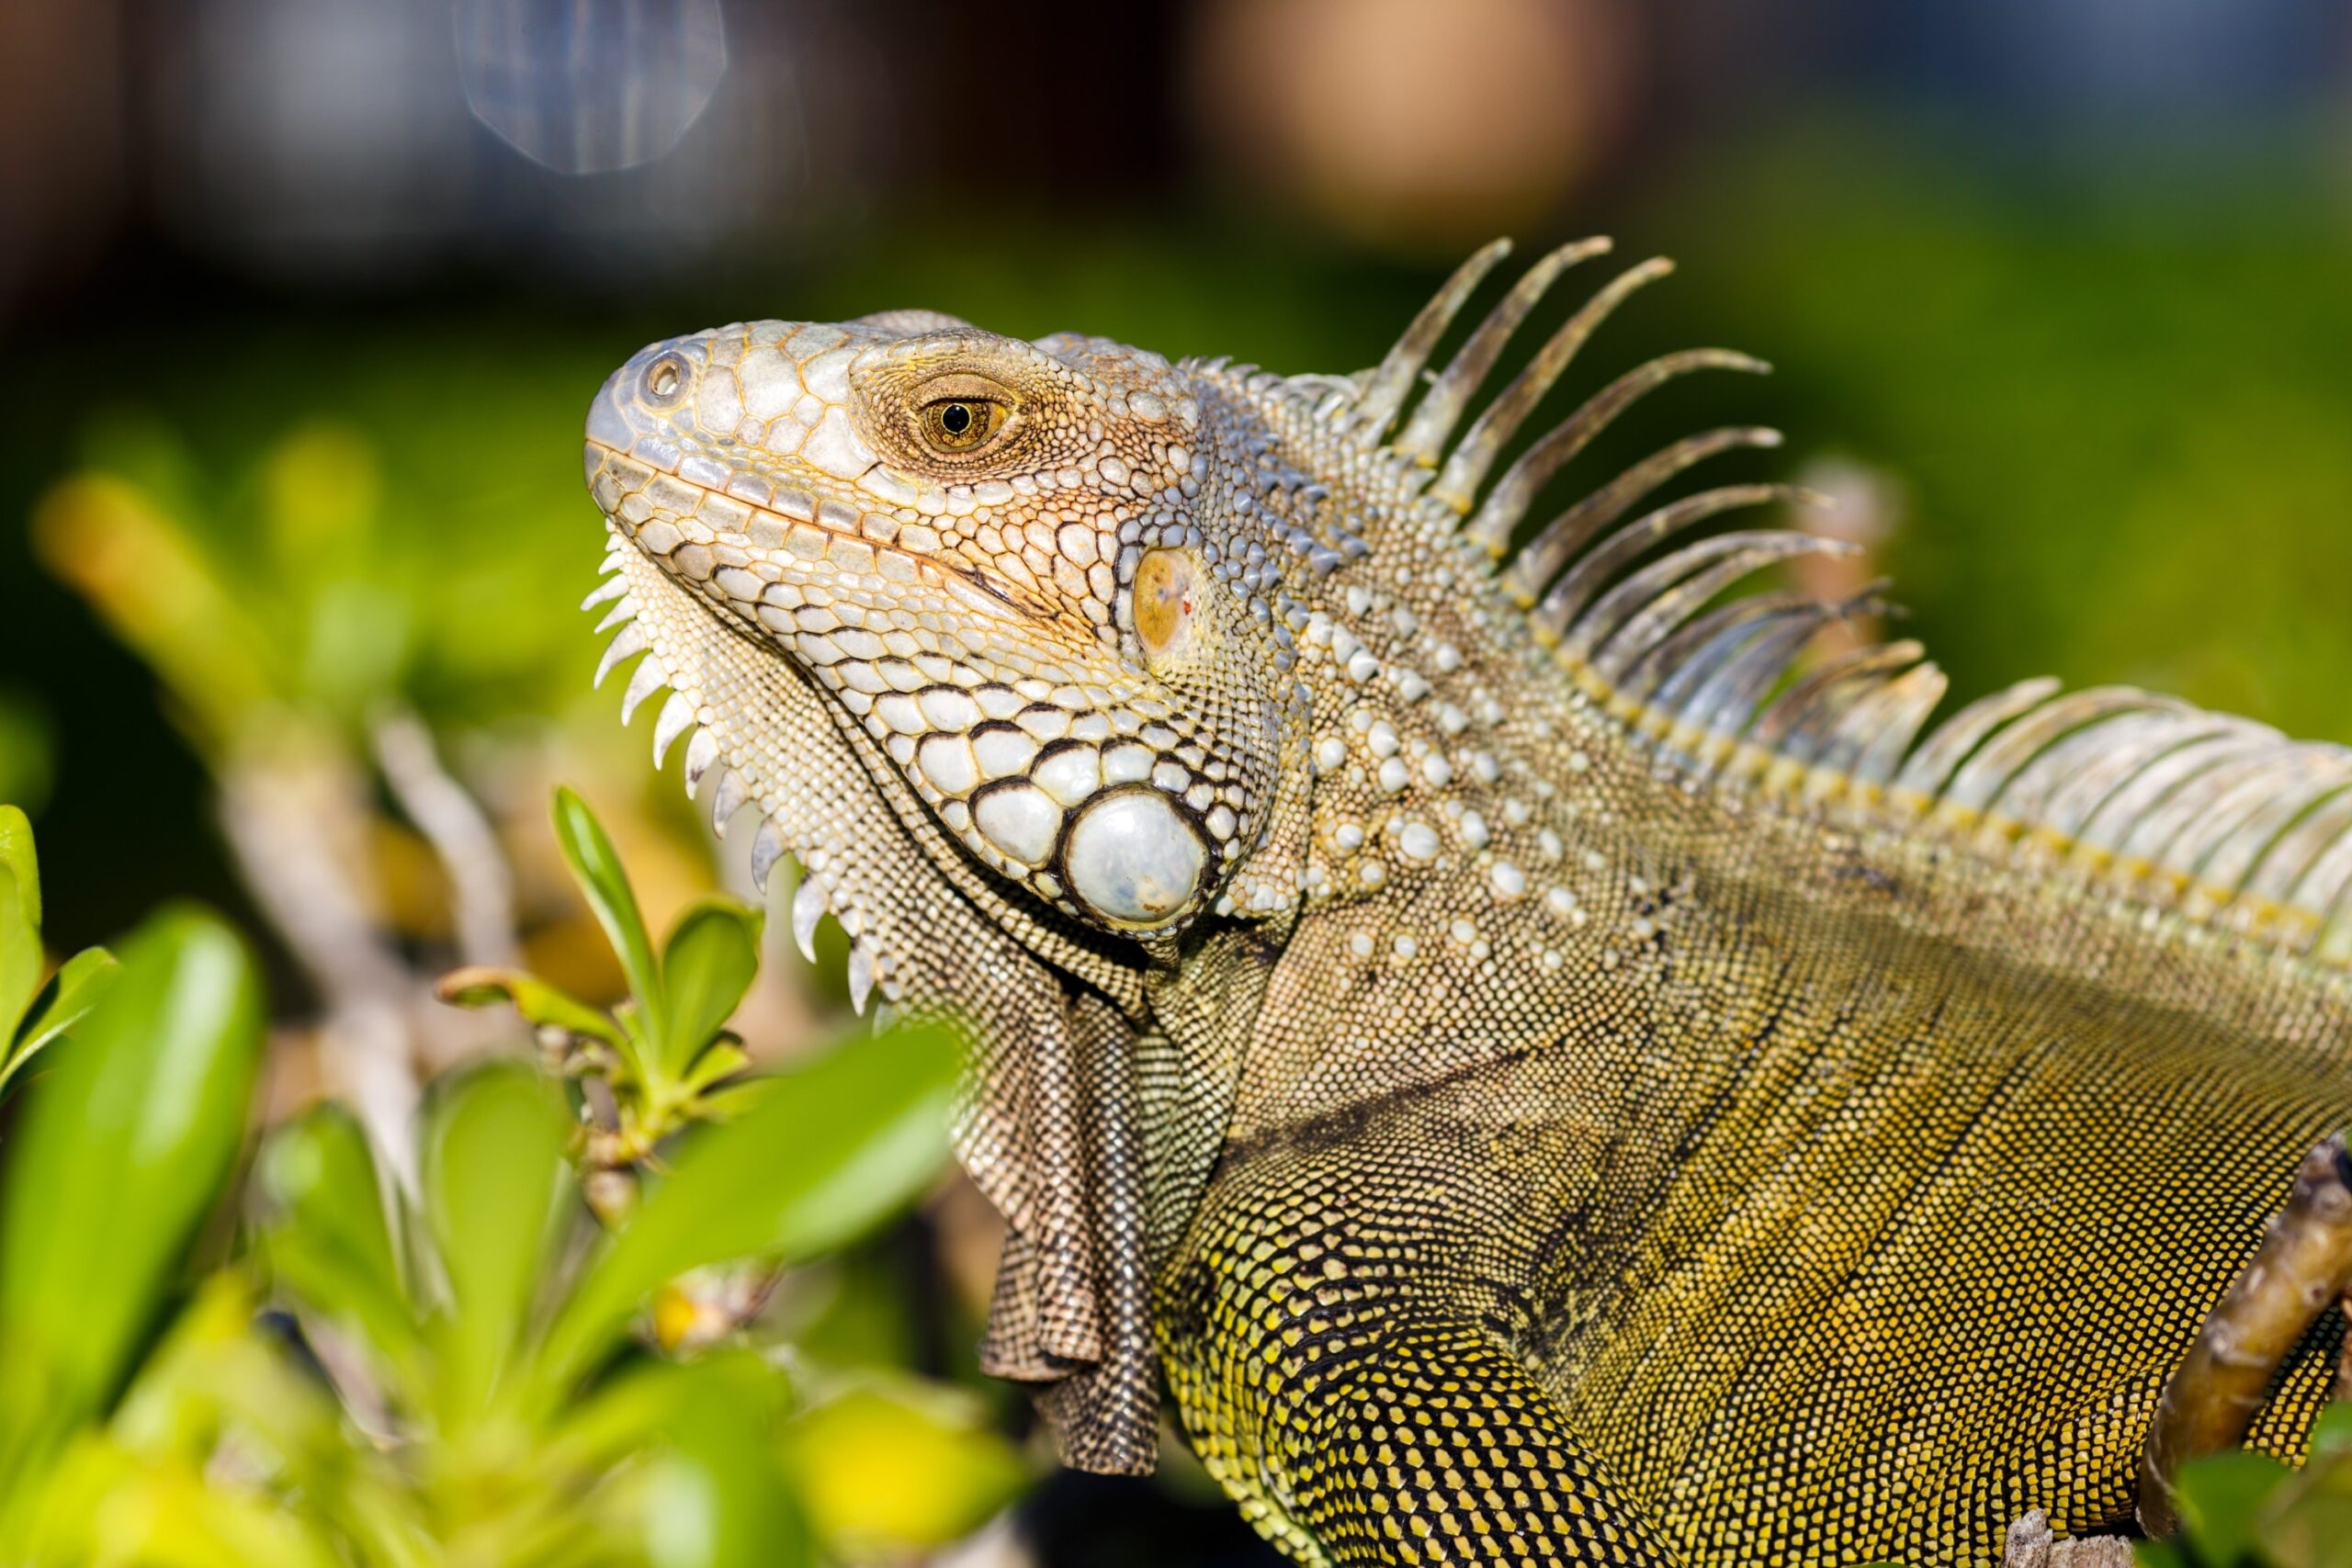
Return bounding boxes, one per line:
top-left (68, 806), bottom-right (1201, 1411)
top-left (0, 799), bottom-right (1023, 1567)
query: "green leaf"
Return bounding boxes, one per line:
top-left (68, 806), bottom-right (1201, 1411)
top-left (679, 1042), bottom-right (751, 1096)
top-left (433, 964), bottom-right (624, 1049)
top-left (658, 897), bottom-right (762, 1080)
top-left (418, 1060), bottom-right (571, 1419)
top-left (535, 1353), bottom-right (806, 1566)
top-left (2, 946), bottom-right (120, 1100)
top-left (2174, 1449), bottom-right (2291, 1568)
top-left (254, 1104), bottom-right (424, 1402)
top-left (551, 787), bottom-right (666, 1049)
top-left (0, 806), bottom-right (42, 1040)
top-left (2309, 1401), bottom-right (2352, 1461)
top-left (639, 1360), bottom-right (808, 1568)
top-left (0, 907), bottom-right (266, 1475)
top-left (782, 1380), bottom-right (1026, 1555)
top-left (0, 805), bottom-right (39, 931)
top-left (537, 1020), bottom-right (958, 1397)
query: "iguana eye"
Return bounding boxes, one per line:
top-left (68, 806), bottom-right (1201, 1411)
top-left (919, 397), bottom-right (1007, 453)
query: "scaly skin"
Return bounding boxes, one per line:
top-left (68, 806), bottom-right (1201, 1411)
top-left (581, 243), bottom-right (2352, 1565)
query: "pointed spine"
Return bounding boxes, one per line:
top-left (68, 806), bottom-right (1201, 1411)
top-left (2032, 710), bottom-right (2221, 840)
top-left (708, 768), bottom-right (751, 837)
top-left (1351, 238), bottom-right (1515, 442)
top-left (619, 652), bottom-right (668, 723)
top-left (1561, 528), bottom-right (1843, 662)
top-left (1751, 641), bottom-right (1925, 762)
top-left (1847, 663), bottom-right (1951, 788)
top-left (1944, 688), bottom-right (2169, 818)
top-left (791, 876), bottom-right (825, 962)
top-left (2251, 784), bottom-right (2352, 905)
top-left (1461, 348), bottom-right (1771, 556)
top-left (846, 941), bottom-right (876, 1015)
top-left (2113, 739), bottom-right (2299, 866)
top-left (1498, 427), bottom-right (1782, 606)
top-left (594, 622), bottom-right (648, 688)
top-left (682, 728), bottom-right (721, 795)
top-left (2185, 748), bottom-right (2350, 894)
top-left (1427, 255), bottom-right (1676, 513)
top-left (1889, 677), bottom-right (2063, 807)
top-left (749, 816), bottom-right (786, 892)
top-left (2279, 795), bottom-right (2352, 917)
top-left (1394, 238), bottom-right (1611, 463)
top-left (2073, 732), bottom-right (2269, 855)
top-left (1676, 613), bottom-right (1835, 750)
top-left (652, 692), bottom-right (696, 766)
top-left (1648, 599), bottom-right (1821, 716)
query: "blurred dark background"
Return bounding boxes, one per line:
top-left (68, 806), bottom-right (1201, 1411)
top-left (5, 2), bottom-right (2351, 1561)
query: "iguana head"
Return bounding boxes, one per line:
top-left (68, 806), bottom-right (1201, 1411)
top-left (583, 316), bottom-right (1311, 942)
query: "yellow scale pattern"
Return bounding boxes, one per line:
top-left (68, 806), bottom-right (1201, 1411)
top-left (1153, 794), bottom-right (2350, 1566)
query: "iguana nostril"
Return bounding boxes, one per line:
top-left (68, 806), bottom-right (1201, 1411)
top-left (1064, 788), bottom-right (1207, 928)
top-left (641, 352), bottom-right (689, 406)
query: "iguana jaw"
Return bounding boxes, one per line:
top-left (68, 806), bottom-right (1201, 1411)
top-left (582, 319), bottom-right (1311, 942)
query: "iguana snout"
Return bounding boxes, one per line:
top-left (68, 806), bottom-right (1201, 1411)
top-left (582, 317), bottom-right (1309, 936)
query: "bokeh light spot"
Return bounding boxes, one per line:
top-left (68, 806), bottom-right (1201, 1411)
top-left (458, 0), bottom-right (727, 175)
top-left (1186, 0), bottom-right (1632, 254)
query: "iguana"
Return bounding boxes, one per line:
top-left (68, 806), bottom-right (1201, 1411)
top-left (578, 239), bottom-right (2352, 1566)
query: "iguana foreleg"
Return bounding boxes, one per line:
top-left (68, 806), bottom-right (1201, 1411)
top-left (1159, 1141), bottom-right (1686, 1566)
top-left (2139, 1134), bottom-right (2352, 1537)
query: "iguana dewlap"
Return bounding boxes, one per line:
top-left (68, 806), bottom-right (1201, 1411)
top-left (579, 242), bottom-right (2352, 1566)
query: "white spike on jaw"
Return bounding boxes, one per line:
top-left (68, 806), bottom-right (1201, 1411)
top-left (709, 768), bottom-right (750, 837)
top-left (594, 603), bottom-right (636, 634)
top-left (652, 691), bottom-right (697, 766)
top-left (871, 999), bottom-right (901, 1034)
top-left (594, 622), bottom-right (649, 688)
top-left (619, 652), bottom-right (669, 723)
top-left (581, 577), bottom-right (628, 610)
top-left (749, 816), bottom-right (786, 892)
top-left (845, 939), bottom-right (876, 1015)
top-left (682, 729), bottom-right (721, 796)
top-left (792, 876), bottom-right (825, 962)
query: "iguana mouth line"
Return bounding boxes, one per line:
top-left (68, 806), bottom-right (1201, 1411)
top-left (585, 437), bottom-right (1050, 630)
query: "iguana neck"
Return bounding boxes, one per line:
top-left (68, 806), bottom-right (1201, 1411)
top-left (1162, 364), bottom-right (1672, 1138)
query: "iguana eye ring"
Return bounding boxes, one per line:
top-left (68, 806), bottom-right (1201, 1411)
top-left (642, 353), bottom-right (687, 406)
top-left (919, 397), bottom-right (1007, 453)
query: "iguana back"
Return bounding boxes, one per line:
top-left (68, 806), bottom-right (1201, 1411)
top-left (579, 241), bottom-right (2352, 1565)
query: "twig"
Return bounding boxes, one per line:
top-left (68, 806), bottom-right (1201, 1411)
top-left (218, 729), bottom-right (420, 1188)
top-left (371, 707), bottom-right (520, 971)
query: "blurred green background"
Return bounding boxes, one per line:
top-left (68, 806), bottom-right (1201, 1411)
top-left (4, 2), bottom-right (2352, 1563)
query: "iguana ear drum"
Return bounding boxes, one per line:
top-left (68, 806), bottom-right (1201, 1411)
top-left (1063, 787), bottom-right (1209, 929)
top-left (1133, 547), bottom-right (1199, 663)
